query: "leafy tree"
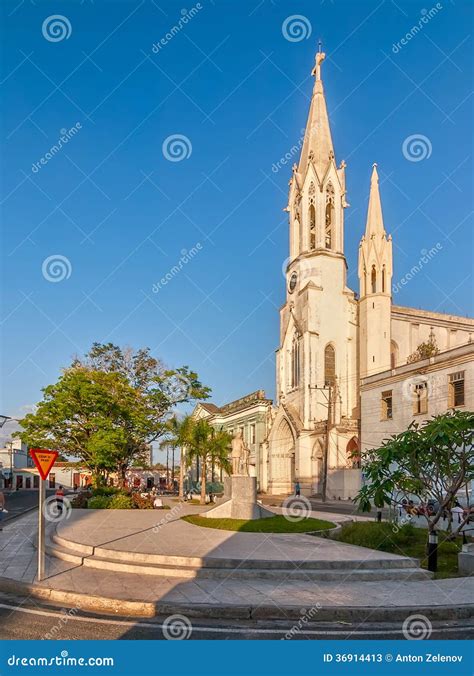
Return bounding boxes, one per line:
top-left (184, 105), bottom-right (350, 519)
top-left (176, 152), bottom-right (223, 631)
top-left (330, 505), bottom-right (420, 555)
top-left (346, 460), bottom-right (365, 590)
top-left (357, 410), bottom-right (474, 536)
top-left (407, 331), bottom-right (439, 364)
top-left (16, 344), bottom-right (211, 485)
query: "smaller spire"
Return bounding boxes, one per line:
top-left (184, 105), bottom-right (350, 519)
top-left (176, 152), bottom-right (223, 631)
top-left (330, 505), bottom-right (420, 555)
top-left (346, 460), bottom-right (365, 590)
top-left (364, 163), bottom-right (386, 237)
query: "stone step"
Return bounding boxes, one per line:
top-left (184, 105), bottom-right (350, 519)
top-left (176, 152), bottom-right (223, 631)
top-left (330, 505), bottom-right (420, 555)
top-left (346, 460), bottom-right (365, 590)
top-left (52, 534), bottom-right (420, 571)
top-left (82, 555), bottom-right (432, 581)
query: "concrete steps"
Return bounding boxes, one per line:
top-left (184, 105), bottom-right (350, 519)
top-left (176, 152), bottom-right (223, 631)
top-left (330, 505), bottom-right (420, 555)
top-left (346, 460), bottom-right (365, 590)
top-left (49, 532), bottom-right (432, 582)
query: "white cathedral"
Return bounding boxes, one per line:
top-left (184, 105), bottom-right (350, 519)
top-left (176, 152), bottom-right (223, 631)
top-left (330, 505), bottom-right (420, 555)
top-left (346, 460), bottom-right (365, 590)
top-left (194, 49), bottom-right (473, 500)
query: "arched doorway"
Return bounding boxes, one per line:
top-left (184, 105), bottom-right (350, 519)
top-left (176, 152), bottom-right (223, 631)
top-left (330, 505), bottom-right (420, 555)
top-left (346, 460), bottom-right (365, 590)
top-left (311, 439), bottom-right (324, 495)
top-left (346, 436), bottom-right (360, 469)
top-left (269, 418), bottom-right (295, 493)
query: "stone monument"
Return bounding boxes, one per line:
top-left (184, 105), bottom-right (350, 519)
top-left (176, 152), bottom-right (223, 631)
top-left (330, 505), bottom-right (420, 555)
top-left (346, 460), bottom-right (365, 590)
top-left (203, 430), bottom-right (274, 520)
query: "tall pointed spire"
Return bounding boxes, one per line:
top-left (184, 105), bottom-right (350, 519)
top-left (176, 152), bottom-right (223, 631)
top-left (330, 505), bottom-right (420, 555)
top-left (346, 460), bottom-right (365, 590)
top-left (298, 44), bottom-right (335, 178)
top-left (364, 163), bottom-right (386, 237)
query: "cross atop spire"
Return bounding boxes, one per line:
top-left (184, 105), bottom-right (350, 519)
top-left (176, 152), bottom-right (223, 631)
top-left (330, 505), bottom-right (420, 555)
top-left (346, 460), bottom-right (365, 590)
top-left (312, 41), bottom-right (326, 82)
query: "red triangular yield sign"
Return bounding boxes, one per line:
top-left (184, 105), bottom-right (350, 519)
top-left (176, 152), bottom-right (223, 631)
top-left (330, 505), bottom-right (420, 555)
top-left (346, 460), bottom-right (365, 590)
top-left (30, 448), bottom-right (58, 481)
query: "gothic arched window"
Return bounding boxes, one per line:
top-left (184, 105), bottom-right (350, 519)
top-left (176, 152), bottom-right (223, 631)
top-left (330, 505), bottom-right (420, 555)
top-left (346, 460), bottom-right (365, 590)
top-left (390, 341), bottom-right (399, 369)
top-left (308, 204), bottom-right (316, 250)
top-left (324, 344), bottom-right (336, 387)
top-left (291, 335), bottom-right (300, 389)
top-left (371, 265), bottom-right (377, 294)
top-left (325, 183), bottom-right (335, 249)
top-left (382, 265), bottom-right (386, 293)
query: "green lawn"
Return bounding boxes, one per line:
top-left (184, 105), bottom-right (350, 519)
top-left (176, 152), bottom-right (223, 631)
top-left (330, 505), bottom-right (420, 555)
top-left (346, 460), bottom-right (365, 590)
top-left (182, 514), bottom-right (335, 533)
top-left (336, 521), bottom-right (463, 579)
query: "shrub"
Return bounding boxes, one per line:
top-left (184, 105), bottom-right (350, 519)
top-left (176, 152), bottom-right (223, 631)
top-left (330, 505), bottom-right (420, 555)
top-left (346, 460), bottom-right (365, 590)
top-left (131, 493), bottom-right (154, 509)
top-left (70, 492), bottom-right (91, 509)
top-left (87, 495), bottom-right (111, 509)
top-left (92, 486), bottom-right (120, 497)
top-left (107, 493), bottom-right (134, 509)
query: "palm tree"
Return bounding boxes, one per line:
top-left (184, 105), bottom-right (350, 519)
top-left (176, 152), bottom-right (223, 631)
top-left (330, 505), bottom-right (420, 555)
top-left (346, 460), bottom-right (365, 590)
top-left (162, 415), bottom-right (194, 498)
top-left (186, 419), bottom-right (232, 505)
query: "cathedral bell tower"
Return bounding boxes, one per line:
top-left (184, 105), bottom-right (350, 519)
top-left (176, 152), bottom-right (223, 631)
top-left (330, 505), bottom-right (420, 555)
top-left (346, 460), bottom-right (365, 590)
top-left (358, 164), bottom-right (393, 377)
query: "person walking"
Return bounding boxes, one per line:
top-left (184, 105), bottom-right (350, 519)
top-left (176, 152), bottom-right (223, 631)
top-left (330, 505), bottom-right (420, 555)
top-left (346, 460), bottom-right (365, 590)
top-left (55, 485), bottom-right (65, 517)
top-left (0, 491), bottom-right (5, 531)
top-left (295, 480), bottom-right (301, 497)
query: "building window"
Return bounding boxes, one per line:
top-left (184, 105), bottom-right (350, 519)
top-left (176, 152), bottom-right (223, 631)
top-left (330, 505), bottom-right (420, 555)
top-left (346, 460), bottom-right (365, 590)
top-left (309, 204), bottom-right (316, 250)
top-left (381, 390), bottom-right (393, 420)
top-left (49, 473), bottom-right (56, 489)
top-left (324, 344), bottom-right (336, 387)
top-left (250, 424), bottom-right (256, 445)
top-left (239, 426), bottom-right (245, 440)
top-left (371, 265), bottom-right (377, 293)
top-left (413, 383), bottom-right (428, 415)
top-left (382, 265), bottom-right (386, 292)
top-left (291, 335), bottom-right (300, 389)
top-left (325, 183), bottom-right (335, 249)
top-left (390, 341), bottom-right (398, 369)
top-left (448, 371), bottom-right (465, 407)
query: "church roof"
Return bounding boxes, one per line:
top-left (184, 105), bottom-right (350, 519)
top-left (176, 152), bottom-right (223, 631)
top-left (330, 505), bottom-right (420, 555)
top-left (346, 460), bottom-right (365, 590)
top-left (298, 49), bottom-right (335, 179)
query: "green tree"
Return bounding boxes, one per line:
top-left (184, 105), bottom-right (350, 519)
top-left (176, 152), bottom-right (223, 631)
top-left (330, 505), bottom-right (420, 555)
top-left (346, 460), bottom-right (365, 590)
top-left (407, 331), bottom-right (439, 364)
top-left (357, 410), bottom-right (474, 536)
top-left (16, 344), bottom-right (211, 485)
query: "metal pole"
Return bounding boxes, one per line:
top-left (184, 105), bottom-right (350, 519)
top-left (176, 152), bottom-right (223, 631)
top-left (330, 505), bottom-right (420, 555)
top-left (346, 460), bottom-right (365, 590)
top-left (37, 478), bottom-right (45, 581)
top-left (427, 530), bottom-right (438, 573)
top-left (321, 385), bottom-right (332, 503)
top-left (9, 442), bottom-right (14, 490)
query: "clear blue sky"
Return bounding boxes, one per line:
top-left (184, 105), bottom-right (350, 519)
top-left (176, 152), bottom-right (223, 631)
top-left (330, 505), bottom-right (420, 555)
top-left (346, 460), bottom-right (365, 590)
top-left (1, 0), bottom-right (473, 434)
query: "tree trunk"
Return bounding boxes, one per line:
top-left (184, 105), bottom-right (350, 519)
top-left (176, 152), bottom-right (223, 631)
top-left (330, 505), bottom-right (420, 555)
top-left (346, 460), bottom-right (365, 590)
top-left (200, 456), bottom-right (207, 505)
top-left (179, 446), bottom-right (185, 500)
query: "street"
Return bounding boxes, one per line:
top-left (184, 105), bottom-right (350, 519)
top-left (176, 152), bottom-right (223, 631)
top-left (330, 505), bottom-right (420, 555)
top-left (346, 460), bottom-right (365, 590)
top-left (0, 595), bottom-right (472, 640)
top-left (0, 490), bottom-right (55, 524)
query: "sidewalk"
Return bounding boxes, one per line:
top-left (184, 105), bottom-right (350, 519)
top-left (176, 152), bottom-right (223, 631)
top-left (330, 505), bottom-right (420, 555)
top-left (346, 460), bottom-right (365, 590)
top-left (0, 510), bottom-right (472, 621)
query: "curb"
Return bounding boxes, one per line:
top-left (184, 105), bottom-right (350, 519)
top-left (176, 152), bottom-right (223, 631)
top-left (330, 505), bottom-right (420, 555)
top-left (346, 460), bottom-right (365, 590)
top-left (0, 576), bottom-right (472, 622)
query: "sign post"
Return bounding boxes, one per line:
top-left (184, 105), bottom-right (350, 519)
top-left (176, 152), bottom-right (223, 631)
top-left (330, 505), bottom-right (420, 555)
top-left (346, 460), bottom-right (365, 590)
top-left (29, 449), bottom-right (58, 582)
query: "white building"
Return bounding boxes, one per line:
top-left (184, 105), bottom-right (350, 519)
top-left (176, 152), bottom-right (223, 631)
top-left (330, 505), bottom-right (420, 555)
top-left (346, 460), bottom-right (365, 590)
top-left (264, 49), bottom-right (474, 499)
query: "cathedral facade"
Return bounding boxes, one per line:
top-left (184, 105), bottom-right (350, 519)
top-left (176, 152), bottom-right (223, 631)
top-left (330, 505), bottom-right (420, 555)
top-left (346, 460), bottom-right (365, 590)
top-left (262, 50), bottom-right (474, 499)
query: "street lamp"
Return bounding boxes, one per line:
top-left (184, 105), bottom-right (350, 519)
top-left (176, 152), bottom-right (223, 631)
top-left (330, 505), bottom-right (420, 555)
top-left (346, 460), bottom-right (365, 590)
top-left (0, 416), bottom-right (20, 490)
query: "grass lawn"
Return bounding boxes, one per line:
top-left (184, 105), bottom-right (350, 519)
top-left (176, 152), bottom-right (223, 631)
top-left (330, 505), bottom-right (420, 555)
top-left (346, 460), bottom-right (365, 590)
top-left (336, 521), bottom-right (463, 579)
top-left (182, 514), bottom-right (335, 533)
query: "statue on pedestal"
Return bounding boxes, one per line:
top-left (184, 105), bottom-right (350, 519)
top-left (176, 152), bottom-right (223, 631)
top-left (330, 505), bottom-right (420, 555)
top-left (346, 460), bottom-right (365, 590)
top-left (231, 430), bottom-right (250, 476)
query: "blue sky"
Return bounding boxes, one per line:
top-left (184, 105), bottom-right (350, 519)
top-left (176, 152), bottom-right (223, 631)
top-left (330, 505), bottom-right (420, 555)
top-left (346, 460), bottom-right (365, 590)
top-left (1, 0), bottom-right (473, 448)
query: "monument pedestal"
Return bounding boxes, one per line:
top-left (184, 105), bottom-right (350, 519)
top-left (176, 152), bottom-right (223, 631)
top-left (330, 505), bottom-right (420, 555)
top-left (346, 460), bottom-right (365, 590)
top-left (204, 476), bottom-right (274, 520)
